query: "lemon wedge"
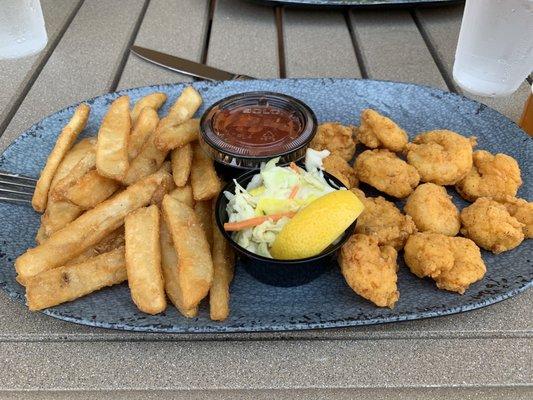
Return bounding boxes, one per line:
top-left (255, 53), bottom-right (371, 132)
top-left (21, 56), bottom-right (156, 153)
top-left (248, 186), bottom-right (265, 196)
top-left (270, 190), bottom-right (364, 260)
top-left (256, 198), bottom-right (297, 216)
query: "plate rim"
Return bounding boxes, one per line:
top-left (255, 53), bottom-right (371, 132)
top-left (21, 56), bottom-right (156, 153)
top-left (0, 279), bottom-right (530, 333)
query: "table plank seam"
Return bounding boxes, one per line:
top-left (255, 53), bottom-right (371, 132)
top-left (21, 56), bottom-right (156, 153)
top-left (0, 331), bottom-right (530, 343)
top-left (344, 11), bottom-right (369, 79)
top-left (108, 0), bottom-right (151, 92)
top-left (411, 8), bottom-right (459, 93)
top-left (0, 0), bottom-right (84, 139)
top-left (275, 6), bottom-right (287, 78)
top-left (200, 0), bottom-right (218, 65)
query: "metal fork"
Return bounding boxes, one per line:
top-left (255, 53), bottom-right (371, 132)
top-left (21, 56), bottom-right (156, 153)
top-left (0, 171), bottom-right (36, 205)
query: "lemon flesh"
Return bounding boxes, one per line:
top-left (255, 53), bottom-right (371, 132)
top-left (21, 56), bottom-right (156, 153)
top-left (270, 190), bottom-right (364, 260)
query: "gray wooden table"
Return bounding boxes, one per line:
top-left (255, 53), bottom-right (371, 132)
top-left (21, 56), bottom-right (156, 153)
top-left (0, 1), bottom-right (531, 398)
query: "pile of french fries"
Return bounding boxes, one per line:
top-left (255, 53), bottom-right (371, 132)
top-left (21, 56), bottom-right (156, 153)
top-left (15, 86), bottom-right (234, 321)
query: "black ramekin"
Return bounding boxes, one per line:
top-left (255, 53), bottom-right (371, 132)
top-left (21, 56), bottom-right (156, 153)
top-left (199, 91), bottom-right (317, 175)
top-left (214, 169), bottom-right (356, 287)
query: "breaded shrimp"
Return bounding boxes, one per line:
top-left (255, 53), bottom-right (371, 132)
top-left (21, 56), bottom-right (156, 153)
top-left (404, 232), bottom-right (486, 294)
top-left (322, 153), bottom-right (357, 188)
top-left (460, 197), bottom-right (524, 254)
top-left (404, 183), bottom-right (460, 236)
top-left (357, 109), bottom-right (408, 152)
top-left (339, 234), bottom-right (399, 308)
top-left (495, 196), bottom-right (533, 239)
top-left (355, 149), bottom-right (420, 198)
top-left (309, 122), bottom-right (356, 161)
top-left (455, 150), bottom-right (522, 202)
top-left (405, 130), bottom-right (477, 185)
top-left (354, 194), bottom-right (417, 250)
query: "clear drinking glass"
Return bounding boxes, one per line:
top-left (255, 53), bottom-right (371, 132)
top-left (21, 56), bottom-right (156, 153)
top-left (453, 0), bottom-right (533, 97)
top-left (0, 0), bottom-right (48, 60)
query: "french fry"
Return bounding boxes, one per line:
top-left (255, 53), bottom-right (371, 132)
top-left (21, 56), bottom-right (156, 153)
top-left (131, 92), bottom-right (167, 124)
top-left (125, 205), bottom-right (166, 314)
top-left (170, 142), bottom-right (193, 187)
top-left (167, 86), bottom-right (202, 125)
top-left (64, 170), bottom-right (120, 209)
top-left (122, 88), bottom-right (200, 184)
top-left (122, 131), bottom-right (167, 185)
top-left (160, 218), bottom-right (198, 317)
top-left (149, 161), bottom-right (173, 207)
top-left (194, 200), bottom-right (213, 249)
top-left (40, 202), bottom-right (83, 242)
top-left (51, 151), bottom-right (96, 201)
top-left (96, 96), bottom-right (131, 180)
top-left (190, 143), bottom-right (221, 201)
top-left (210, 211), bottom-right (235, 321)
top-left (153, 86), bottom-right (201, 151)
top-left (49, 138), bottom-right (96, 187)
top-left (16, 166), bottom-right (173, 284)
top-left (128, 106), bottom-right (159, 160)
top-left (32, 104), bottom-right (90, 212)
top-left (66, 227), bottom-right (125, 265)
top-left (161, 195), bottom-right (213, 310)
top-left (154, 119), bottom-right (199, 152)
top-left (26, 247), bottom-right (127, 311)
top-left (168, 185), bottom-right (194, 208)
top-left (39, 138), bottom-right (96, 241)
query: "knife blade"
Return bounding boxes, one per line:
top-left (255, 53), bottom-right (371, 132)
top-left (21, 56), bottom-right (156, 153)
top-left (130, 45), bottom-right (254, 81)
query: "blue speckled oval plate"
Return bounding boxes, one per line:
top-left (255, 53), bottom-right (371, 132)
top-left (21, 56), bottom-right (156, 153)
top-left (0, 78), bottom-right (531, 333)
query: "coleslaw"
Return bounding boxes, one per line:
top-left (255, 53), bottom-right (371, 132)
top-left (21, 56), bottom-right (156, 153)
top-left (224, 148), bottom-right (338, 258)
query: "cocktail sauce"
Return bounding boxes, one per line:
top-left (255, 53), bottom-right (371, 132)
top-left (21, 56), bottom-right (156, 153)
top-left (200, 92), bottom-right (317, 171)
top-left (212, 104), bottom-right (302, 155)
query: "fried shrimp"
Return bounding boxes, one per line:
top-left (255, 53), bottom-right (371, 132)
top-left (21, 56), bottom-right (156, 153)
top-left (354, 195), bottom-right (417, 250)
top-left (404, 183), bottom-right (460, 236)
top-left (322, 153), bottom-right (358, 188)
top-left (404, 232), bottom-right (486, 294)
top-left (460, 197), bottom-right (524, 254)
top-left (339, 234), bottom-right (399, 308)
top-left (309, 122), bottom-right (356, 161)
top-left (357, 109), bottom-right (408, 152)
top-left (405, 130), bottom-right (477, 185)
top-left (495, 196), bottom-right (533, 239)
top-left (355, 149), bottom-right (420, 198)
top-left (455, 150), bottom-right (522, 202)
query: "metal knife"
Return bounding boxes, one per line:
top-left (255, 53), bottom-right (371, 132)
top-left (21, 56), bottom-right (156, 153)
top-left (130, 45), bottom-right (254, 81)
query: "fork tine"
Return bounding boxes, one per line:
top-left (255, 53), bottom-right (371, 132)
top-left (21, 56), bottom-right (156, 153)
top-left (0, 187), bottom-right (33, 205)
top-left (0, 188), bottom-right (33, 197)
top-left (0, 171), bottom-right (37, 205)
top-left (0, 179), bottom-right (35, 189)
top-left (0, 196), bottom-right (32, 204)
top-left (0, 171), bottom-right (38, 182)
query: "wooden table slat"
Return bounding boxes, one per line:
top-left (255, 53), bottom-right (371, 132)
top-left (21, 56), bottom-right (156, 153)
top-left (117, 0), bottom-right (210, 90)
top-left (0, 0), bottom-right (81, 133)
top-left (0, 0), bottom-right (147, 152)
top-left (283, 8), bottom-right (361, 78)
top-left (207, 0), bottom-right (279, 79)
top-left (1, 387), bottom-right (532, 400)
top-left (349, 9), bottom-right (447, 89)
top-left (1, 338), bottom-right (530, 390)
